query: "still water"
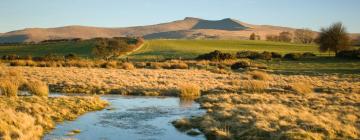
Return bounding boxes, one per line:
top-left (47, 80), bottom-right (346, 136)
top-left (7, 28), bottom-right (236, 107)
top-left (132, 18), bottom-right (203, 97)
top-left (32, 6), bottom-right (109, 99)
top-left (43, 95), bottom-right (205, 140)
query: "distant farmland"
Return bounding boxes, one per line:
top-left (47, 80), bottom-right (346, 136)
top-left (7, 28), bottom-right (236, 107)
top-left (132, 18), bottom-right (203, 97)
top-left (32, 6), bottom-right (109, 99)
top-left (0, 39), bottom-right (321, 59)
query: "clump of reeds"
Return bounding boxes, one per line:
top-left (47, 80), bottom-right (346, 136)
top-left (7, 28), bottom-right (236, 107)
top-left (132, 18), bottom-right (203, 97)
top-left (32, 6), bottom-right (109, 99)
top-left (25, 80), bottom-right (49, 97)
top-left (179, 84), bottom-right (201, 98)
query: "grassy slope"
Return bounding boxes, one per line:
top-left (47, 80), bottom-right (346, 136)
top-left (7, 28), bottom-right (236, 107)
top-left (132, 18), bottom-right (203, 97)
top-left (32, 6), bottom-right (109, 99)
top-left (128, 40), bottom-right (320, 60)
top-left (0, 40), bottom-right (95, 57)
top-left (0, 39), bottom-right (320, 59)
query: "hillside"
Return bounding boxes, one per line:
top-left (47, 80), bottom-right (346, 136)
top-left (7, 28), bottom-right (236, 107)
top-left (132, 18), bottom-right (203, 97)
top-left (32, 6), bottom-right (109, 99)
top-left (0, 17), bottom-right (298, 43)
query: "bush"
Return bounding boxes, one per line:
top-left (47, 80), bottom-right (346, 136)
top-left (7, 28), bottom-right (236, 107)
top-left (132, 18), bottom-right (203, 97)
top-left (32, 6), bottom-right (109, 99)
top-left (231, 60), bottom-right (251, 70)
top-left (65, 53), bottom-right (79, 60)
top-left (197, 50), bottom-right (235, 61)
top-left (10, 60), bottom-right (27, 66)
top-left (2, 54), bottom-right (19, 60)
top-left (336, 49), bottom-right (360, 59)
top-left (302, 52), bottom-right (316, 58)
top-left (261, 51), bottom-right (272, 60)
top-left (236, 51), bottom-right (262, 59)
top-left (179, 84), bottom-right (201, 98)
top-left (271, 52), bottom-right (282, 58)
top-left (43, 53), bottom-right (63, 61)
top-left (284, 53), bottom-right (302, 60)
top-left (26, 80), bottom-right (49, 97)
top-left (0, 79), bottom-right (18, 97)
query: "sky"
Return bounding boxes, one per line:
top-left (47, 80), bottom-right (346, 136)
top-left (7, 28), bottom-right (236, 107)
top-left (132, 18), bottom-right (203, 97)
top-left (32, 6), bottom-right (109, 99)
top-left (0, 0), bottom-right (359, 33)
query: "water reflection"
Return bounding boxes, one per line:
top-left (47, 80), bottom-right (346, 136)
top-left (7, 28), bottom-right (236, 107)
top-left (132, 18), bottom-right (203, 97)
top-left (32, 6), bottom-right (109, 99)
top-left (44, 95), bottom-right (205, 140)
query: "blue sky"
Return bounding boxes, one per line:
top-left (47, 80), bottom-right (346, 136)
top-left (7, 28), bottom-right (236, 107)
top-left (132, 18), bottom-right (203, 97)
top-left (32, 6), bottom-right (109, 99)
top-left (0, 0), bottom-right (359, 33)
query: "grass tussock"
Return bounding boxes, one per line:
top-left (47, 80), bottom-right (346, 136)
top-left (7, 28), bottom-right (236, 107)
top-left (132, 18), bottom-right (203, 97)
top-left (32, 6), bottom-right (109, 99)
top-left (288, 82), bottom-right (313, 95)
top-left (246, 71), bottom-right (273, 81)
top-left (25, 80), bottom-right (49, 97)
top-left (179, 84), bottom-right (201, 98)
top-left (0, 96), bottom-right (108, 140)
top-left (121, 62), bottom-right (135, 70)
top-left (0, 79), bottom-right (19, 97)
top-left (174, 93), bottom-right (360, 140)
top-left (239, 80), bottom-right (269, 93)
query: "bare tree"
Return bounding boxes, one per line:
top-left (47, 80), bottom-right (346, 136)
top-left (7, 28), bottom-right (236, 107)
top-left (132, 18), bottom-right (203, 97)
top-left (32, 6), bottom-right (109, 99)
top-left (279, 31), bottom-right (292, 42)
top-left (316, 22), bottom-right (351, 55)
top-left (249, 33), bottom-right (256, 40)
top-left (294, 29), bottom-right (314, 44)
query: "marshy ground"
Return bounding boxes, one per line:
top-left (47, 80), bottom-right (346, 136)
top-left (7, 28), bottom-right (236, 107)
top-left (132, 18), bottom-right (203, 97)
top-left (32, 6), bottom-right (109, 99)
top-left (1, 64), bottom-right (359, 140)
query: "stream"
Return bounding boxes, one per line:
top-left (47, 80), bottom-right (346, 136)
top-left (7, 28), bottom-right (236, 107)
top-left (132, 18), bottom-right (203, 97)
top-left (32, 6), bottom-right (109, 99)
top-left (43, 95), bottom-right (205, 140)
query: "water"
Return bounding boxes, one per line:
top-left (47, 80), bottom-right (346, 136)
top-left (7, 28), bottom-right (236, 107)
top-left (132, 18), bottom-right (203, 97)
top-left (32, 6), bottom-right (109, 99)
top-left (43, 95), bottom-right (205, 140)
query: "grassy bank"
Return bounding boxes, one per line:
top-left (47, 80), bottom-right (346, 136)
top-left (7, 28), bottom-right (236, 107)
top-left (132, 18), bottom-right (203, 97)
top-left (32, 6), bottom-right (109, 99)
top-left (0, 96), bottom-right (108, 140)
top-left (174, 92), bottom-right (360, 140)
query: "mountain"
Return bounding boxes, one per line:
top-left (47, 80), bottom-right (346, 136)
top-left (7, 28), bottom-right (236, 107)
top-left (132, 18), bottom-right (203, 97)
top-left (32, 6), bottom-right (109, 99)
top-left (0, 17), bottom-right (358, 43)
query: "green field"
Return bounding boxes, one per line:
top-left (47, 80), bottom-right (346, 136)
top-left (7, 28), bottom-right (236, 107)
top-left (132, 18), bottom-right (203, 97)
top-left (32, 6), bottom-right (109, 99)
top-left (0, 39), bottom-right (358, 74)
top-left (0, 39), bottom-right (321, 59)
top-left (0, 40), bottom-right (95, 58)
top-left (128, 40), bottom-right (321, 60)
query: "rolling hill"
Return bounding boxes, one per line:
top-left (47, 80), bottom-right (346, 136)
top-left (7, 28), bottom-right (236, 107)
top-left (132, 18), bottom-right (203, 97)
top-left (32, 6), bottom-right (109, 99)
top-left (0, 17), bottom-right (299, 43)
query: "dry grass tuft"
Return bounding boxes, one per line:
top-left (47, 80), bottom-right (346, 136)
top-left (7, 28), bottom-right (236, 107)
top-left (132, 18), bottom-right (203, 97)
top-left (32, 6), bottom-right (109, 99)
top-left (0, 96), bottom-right (108, 139)
top-left (121, 62), bottom-right (135, 70)
top-left (289, 82), bottom-right (313, 95)
top-left (26, 80), bottom-right (49, 97)
top-left (171, 62), bottom-right (189, 69)
top-left (246, 71), bottom-right (273, 80)
top-left (239, 80), bottom-right (269, 93)
top-left (176, 93), bottom-right (360, 140)
top-left (0, 79), bottom-right (19, 97)
top-left (179, 84), bottom-right (201, 98)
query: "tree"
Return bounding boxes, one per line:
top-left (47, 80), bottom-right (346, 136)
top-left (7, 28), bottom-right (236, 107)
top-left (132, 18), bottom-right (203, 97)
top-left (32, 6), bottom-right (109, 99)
top-left (316, 22), bottom-right (351, 55)
top-left (279, 31), bottom-right (292, 42)
top-left (266, 35), bottom-right (279, 41)
top-left (249, 33), bottom-right (256, 40)
top-left (294, 28), bottom-right (314, 44)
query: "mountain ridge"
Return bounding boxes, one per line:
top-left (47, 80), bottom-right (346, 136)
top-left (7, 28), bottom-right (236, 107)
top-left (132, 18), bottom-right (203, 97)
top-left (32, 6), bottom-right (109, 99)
top-left (0, 17), bottom-right (358, 43)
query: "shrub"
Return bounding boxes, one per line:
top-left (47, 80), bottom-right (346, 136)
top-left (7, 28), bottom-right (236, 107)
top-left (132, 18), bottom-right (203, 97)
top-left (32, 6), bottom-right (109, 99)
top-left (2, 54), bottom-right (19, 60)
top-left (247, 71), bottom-right (273, 80)
top-left (236, 51), bottom-right (262, 59)
top-left (65, 53), bottom-right (79, 60)
top-left (121, 62), bottom-right (135, 70)
top-left (197, 50), bottom-right (235, 61)
top-left (302, 52), bottom-right (316, 58)
top-left (26, 80), bottom-right (49, 97)
top-left (271, 52), bottom-right (282, 58)
top-left (261, 51), bottom-right (272, 60)
top-left (43, 53), bottom-right (63, 61)
top-left (284, 53), bottom-right (302, 60)
top-left (179, 84), bottom-right (201, 98)
top-left (231, 60), bottom-right (251, 70)
top-left (336, 49), bottom-right (360, 59)
top-left (10, 60), bottom-right (27, 66)
top-left (0, 79), bottom-right (18, 97)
